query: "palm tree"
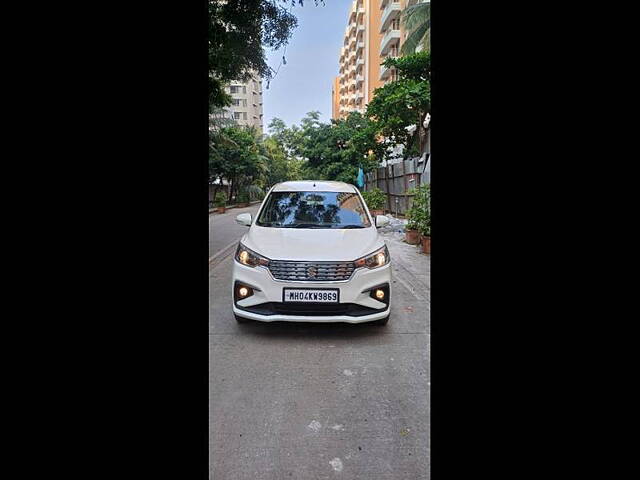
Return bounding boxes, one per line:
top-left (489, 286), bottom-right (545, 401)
top-left (400, 0), bottom-right (430, 55)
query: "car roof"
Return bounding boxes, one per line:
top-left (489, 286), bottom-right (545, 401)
top-left (271, 181), bottom-right (358, 193)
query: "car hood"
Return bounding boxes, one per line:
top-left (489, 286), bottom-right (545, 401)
top-left (242, 225), bottom-right (384, 262)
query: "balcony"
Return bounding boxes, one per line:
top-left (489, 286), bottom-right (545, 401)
top-left (380, 1), bottom-right (401, 33)
top-left (357, 23), bottom-right (365, 34)
top-left (380, 28), bottom-right (400, 56)
top-left (355, 74), bottom-right (364, 85)
top-left (379, 63), bottom-right (391, 81)
top-left (356, 40), bottom-right (364, 53)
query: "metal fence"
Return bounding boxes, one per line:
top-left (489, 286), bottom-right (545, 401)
top-left (364, 155), bottom-right (430, 216)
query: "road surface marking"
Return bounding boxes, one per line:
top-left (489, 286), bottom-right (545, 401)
top-left (208, 240), bottom-right (239, 269)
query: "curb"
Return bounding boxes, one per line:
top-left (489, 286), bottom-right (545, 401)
top-left (209, 200), bottom-right (261, 215)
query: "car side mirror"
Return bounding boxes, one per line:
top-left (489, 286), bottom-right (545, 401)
top-left (375, 215), bottom-right (389, 228)
top-left (236, 213), bottom-right (252, 226)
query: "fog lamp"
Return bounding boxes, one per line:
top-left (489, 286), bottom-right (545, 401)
top-left (238, 287), bottom-right (249, 298)
top-left (375, 289), bottom-right (385, 300)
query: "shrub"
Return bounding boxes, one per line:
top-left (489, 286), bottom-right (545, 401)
top-left (214, 192), bottom-right (227, 207)
top-left (406, 183), bottom-right (430, 235)
top-left (237, 190), bottom-right (250, 203)
top-left (361, 188), bottom-right (386, 210)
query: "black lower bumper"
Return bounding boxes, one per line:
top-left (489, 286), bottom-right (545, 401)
top-left (236, 302), bottom-right (388, 317)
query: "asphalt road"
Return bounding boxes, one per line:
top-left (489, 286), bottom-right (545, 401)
top-left (209, 204), bottom-right (262, 259)
top-left (209, 223), bottom-right (430, 479)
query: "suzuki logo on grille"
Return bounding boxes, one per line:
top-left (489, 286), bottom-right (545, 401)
top-left (307, 266), bottom-right (318, 278)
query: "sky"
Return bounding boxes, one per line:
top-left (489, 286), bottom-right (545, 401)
top-left (263, 0), bottom-right (353, 133)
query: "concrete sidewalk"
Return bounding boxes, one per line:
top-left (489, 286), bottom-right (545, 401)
top-left (381, 228), bottom-right (430, 304)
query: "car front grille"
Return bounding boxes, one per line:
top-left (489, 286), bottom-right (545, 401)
top-left (268, 260), bottom-right (356, 282)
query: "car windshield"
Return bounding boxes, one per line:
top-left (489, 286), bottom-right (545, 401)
top-left (256, 191), bottom-right (372, 228)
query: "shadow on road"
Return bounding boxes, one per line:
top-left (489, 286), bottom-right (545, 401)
top-left (235, 320), bottom-right (387, 341)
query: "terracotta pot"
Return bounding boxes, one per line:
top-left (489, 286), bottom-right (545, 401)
top-left (405, 229), bottom-right (420, 245)
top-left (421, 235), bottom-right (431, 254)
top-left (217, 206), bottom-right (226, 214)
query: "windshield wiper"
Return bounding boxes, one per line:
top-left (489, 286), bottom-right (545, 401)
top-left (339, 225), bottom-right (365, 229)
top-left (284, 224), bottom-right (328, 228)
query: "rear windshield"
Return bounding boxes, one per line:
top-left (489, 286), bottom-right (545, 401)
top-left (256, 191), bottom-right (372, 229)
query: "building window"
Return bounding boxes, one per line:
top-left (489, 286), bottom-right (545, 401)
top-left (243, 112), bottom-right (247, 120)
top-left (234, 112), bottom-right (241, 120)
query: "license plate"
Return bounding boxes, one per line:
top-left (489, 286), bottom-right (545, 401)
top-left (283, 289), bottom-right (339, 303)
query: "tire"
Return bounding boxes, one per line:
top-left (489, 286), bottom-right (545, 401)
top-left (234, 314), bottom-right (249, 323)
top-left (372, 314), bottom-right (389, 326)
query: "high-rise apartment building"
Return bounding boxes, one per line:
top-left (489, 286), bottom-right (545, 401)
top-left (223, 75), bottom-right (264, 133)
top-left (333, 0), bottom-right (411, 120)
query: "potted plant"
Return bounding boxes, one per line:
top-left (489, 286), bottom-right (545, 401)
top-left (413, 184), bottom-right (431, 254)
top-left (404, 189), bottom-right (421, 245)
top-left (362, 188), bottom-right (386, 216)
top-left (404, 216), bottom-right (421, 245)
top-left (214, 192), bottom-right (227, 214)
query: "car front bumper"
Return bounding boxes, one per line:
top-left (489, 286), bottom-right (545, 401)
top-left (231, 260), bottom-right (391, 323)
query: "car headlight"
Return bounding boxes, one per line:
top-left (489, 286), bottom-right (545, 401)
top-left (235, 243), bottom-right (270, 268)
top-left (354, 245), bottom-right (390, 269)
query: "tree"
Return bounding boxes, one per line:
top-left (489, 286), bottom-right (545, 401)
top-left (400, 0), bottom-right (430, 55)
top-left (209, 126), bottom-right (268, 199)
top-left (267, 117), bottom-right (303, 158)
top-left (262, 136), bottom-right (304, 187)
top-left (208, 1), bottom-right (325, 110)
top-left (366, 51), bottom-right (430, 157)
top-left (294, 111), bottom-right (379, 184)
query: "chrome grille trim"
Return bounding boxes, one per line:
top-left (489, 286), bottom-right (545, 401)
top-left (268, 260), bottom-right (356, 282)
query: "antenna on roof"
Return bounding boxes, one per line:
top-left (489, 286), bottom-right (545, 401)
top-left (313, 182), bottom-right (316, 187)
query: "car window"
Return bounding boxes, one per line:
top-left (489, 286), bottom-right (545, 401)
top-left (256, 191), bottom-right (371, 228)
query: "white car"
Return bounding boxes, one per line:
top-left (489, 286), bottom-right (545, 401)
top-left (232, 181), bottom-right (392, 325)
